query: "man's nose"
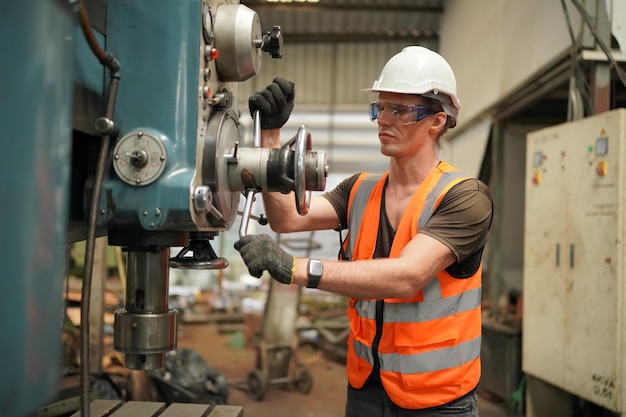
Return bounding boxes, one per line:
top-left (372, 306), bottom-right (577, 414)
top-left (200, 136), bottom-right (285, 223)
top-left (377, 111), bottom-right (393, 126)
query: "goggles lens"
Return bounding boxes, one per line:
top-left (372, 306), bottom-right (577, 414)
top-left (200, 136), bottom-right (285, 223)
top-left (369, 102), bottom-right (435, 124)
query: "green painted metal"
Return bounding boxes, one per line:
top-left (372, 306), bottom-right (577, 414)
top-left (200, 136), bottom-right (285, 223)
top-left (0, 1), bottom-right (74, 416)
top-left (102, 0), bottom-right (202, 232)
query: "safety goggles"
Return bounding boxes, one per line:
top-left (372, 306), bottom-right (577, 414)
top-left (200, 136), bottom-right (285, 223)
top-left (369, 102), bottom-right (435, 125)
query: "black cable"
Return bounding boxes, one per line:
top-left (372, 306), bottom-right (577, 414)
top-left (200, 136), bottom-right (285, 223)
top-left (570, 0), bottom-right (626, 88)
top-left (560, 0), bottom-right (593, 117)
top-left (76, 2), bottom-right (122, 416)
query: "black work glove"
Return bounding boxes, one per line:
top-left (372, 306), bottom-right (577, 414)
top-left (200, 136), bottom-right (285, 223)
top-left (248, 76), bottom-right (295, 130)
top-left (234, 234), bottom-right (295, 284)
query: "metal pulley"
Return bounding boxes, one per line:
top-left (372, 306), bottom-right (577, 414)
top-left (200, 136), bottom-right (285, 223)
top-left (213, 4), bottom-right (283, 82)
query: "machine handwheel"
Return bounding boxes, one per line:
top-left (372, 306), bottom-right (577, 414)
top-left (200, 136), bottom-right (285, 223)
top-left (246, 368), bottom-right (267, 401)
top-left (290, 125), bottom-right (312, 216)
top-left (293, 363), bottom-right (313, 394)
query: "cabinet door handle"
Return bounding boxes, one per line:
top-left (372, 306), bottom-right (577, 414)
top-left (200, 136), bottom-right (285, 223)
top-left (556, 243), bottom-right (560, 266)
top-left (570, 244), bottom-right (575, 268)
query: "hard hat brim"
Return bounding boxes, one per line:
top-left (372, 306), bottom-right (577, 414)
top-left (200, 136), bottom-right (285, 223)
top-left (361, 87), bottom-right (462, 111)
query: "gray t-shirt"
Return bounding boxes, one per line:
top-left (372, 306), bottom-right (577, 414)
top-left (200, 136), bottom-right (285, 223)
top-left (322, 172), bottom-right (493, 277)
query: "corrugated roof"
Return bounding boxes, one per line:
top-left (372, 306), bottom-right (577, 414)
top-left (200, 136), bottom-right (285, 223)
top-left (241, 0), bottom-right (444, 43)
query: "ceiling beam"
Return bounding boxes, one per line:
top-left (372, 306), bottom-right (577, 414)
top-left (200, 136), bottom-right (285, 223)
top-left (280, 32), bottom-right (439, 43)
top-left (241, 1), bottom-right (443, 13)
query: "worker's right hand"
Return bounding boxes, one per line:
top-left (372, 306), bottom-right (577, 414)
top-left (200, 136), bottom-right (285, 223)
top-left (234, 234), bottom-right (295, 285)
top-left (249, 76), bottom-right (295, 130)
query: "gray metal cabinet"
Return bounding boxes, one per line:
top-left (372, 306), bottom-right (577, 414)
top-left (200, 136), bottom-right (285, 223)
top-left (523, 109), bottom-right (626, 413)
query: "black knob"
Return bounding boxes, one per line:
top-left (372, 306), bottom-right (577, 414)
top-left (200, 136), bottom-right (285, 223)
top-left (262, 26), bottom-right (283, 59)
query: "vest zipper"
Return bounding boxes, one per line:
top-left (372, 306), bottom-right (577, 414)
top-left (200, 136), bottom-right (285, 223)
top-left (368, 299), bottom-right (384, 381)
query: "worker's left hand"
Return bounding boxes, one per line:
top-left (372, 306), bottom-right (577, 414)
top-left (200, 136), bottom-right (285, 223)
top-left (248, 76), bottom-right (295, 130)
top-left (234, 234), bottom-right (295, 284)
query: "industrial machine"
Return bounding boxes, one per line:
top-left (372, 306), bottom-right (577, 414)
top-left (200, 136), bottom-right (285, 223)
top-left (1, 1), bottom-right (327, 416)
top-left (523, 108), bottom-right (626, 416)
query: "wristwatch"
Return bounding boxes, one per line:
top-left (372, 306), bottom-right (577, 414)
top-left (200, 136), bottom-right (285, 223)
top-left (306, 258), bottom-right (323, 288)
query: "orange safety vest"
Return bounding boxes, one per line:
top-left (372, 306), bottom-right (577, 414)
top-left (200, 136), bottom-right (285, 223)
top-left (343, 161), bottom-right (482, 409)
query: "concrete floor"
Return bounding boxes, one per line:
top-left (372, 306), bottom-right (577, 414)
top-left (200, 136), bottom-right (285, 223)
top-left (176, 322), bottom-right (512, 417)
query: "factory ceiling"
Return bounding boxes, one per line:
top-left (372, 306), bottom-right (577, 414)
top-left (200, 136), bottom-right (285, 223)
top-left (238, 0), bottom-right (626, 125)
top-left (85, 0), bottom-right (444, 46)
top-left (240, 0), bottom-right (445, 44)
top-left (81, 0), bottom-right (625, 125)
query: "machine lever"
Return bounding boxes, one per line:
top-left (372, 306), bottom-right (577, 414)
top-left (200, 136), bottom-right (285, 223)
top-left (239, 111), bottom-right (262, 237)
top-left (239, 190), bottom-right (255, 237)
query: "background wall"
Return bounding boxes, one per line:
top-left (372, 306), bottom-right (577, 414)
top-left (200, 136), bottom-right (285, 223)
top-left (440, 0), bottom-right (582, 128)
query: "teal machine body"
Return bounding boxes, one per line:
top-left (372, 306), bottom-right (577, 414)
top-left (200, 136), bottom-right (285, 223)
top-left (0, 0), bottom-right (327, 415)
top-left (103, 0), bottom-right (205, 232)
top-left (0, 2), bottom-right (74, 416)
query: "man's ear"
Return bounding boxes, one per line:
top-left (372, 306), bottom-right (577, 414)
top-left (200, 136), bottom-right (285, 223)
top-left (429, 112), bottom-right (448, 133)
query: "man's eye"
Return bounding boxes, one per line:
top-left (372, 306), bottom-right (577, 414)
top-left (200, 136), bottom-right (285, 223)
top-left (390, 107), bottom-right (405, 116)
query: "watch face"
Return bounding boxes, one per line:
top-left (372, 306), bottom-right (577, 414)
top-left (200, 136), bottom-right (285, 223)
top-left (307, 259), bottom-right (323, 288)
top-left (309, 259), bottom-right (323, 276)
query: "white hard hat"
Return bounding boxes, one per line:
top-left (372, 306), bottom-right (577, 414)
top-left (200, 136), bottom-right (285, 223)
top-left (363, 46), bottom-right (461, 118)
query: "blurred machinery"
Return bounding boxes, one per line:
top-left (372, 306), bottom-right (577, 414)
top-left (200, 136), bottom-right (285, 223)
top-left (1, 1), bottom-right (327, 416)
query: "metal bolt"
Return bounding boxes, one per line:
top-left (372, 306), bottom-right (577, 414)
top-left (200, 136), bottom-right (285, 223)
top-left (193, 186), bottom-right (212, 213)
top-left (154, 208), bottom-right (161, 217)
top-left (94, 117), bottom-right (116, 135)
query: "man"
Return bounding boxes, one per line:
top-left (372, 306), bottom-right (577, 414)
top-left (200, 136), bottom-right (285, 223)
top-left (235, 46), bottom-right (493, 416)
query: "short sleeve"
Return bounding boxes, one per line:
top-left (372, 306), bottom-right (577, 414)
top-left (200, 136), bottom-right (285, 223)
top-left (419, 178), bottom-right (493, 263)
top-left (320, 173), bottom-right (360, 229)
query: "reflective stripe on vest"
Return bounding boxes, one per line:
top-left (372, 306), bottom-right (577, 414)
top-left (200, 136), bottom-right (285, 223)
top-left (352, 286), bottom-right (481, 322)
top-left (344, 162), bottom-right (482, 409)
top-left (353, 335), bottom-right (482, 374)
top-left (343, 173), bottom-right (383, 261)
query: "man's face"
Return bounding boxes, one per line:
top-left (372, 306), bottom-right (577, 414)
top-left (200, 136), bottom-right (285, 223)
top-left (374, 92), bottom-right (441, 158)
